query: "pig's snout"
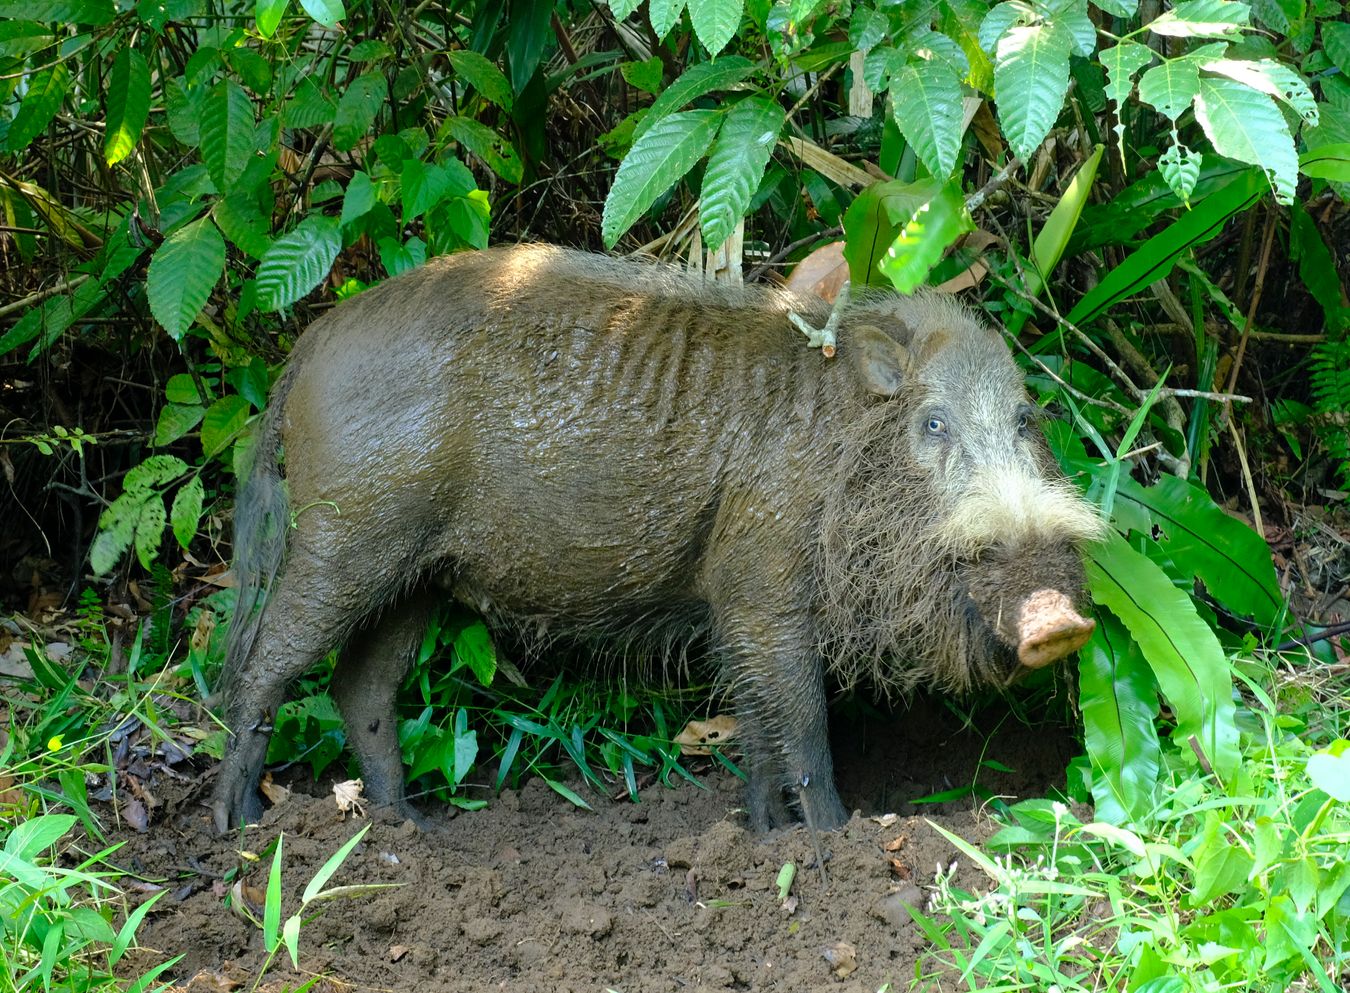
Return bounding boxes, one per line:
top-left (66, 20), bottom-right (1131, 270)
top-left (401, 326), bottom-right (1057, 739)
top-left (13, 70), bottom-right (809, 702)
top-left (1016, 589), bottom-right (1095, 669)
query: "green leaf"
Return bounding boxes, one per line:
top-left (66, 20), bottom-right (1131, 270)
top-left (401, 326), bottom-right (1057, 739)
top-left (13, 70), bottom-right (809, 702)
top-left (146, 217), bottom-right (226, 341)
top-left (333, 72), bottom-right (384, 152)
top-left (636, 56), bottom-right (755, 138)
top-left (688, 0), bottom-right (742, 55)
top-left (1202, 58), bottom-right (1317, 125)
top-left (212, 194), bottom-right (272, 259)
top-left (1138, 58), bottom-right (1200, 121)
top-left (0, 21), bottom-right (55, 58)
top-left (255, 0), bottom-right (287, 37)
top-left (1110, 473), bottom-right (1283, 627)
top-left (1087, 531), bottom-right (1239, 781)
top-left (170, 474), bottom-right (205, 549)
top-left (1065, 167), bottom-right (1263, 326)
top-left (201, 79), bottom-right (255, 191)
top-left (91, 499), bottom-right (137, 574)
top-left (1307, 746), bottom-right (1350, 802)
top-left (993, 22), bottom-right (1072, 161)
top-left (699, 97), bottom-right (784, 251)
top-left (401, 160), bottom-right (450, 220)
top-left (1158, 138), bottom-right (1202, 203)
top-left (887, 57), bottom-right (964, 180)
top-left (440, 116), bottom-right (523, 183)
top-left (164, 78), bottom-right (203, 145)
top-left (134, 496), bottom-right (167, 569)
top-left (621, 56), bottom-right (664, 94)
top-left (105, 48), bottom-right (151, 165)
top-left (1059, 0), bottom-right (1097, 57)
top-left (1079, 613), bottom-right (1161, 824)
top-left (154, 403), bottom-right (204, 445)
top-left (1289, 200), bottom-right (1349, 333)
top-left (1147, 0), bottom-right (1250, 37)
top-left (648, 0), bottom-right (685, 39)
top-left (602, 109), bottom-right (722, 248)
top-left (978, 0), bottom-right (1034, 52)
top-left (1193, 75), bottom-right (1296, 204)
top-left (284, 76), bottom-right (337, 129)
top-left (200, 395), bottom-right (250, 457)
top-left (6, 62), bottom-right (70, 152)
top-left (1299, 142), bottom-right (1350, 182)
top-left (609, 0), bottom-right (642, 16)
top-left (1026, 143), bottom-right (1101, 298)
top-left (447, 50), bottom-right (513, 110)
top-left (1101, 41), bottom-right (1153, 113)
top-left (299, 0), bottom-right (343, 27)
top-left (1325, 22), bottom-right (1350, 75)
top-left (876, 180), bottom-right (974, 293)
top-left (165, 372), bottom-right (203, 404)
top-left (256, 215), bottom-right (342, 311)
top-left (340, 170), bottom-right (378, 225)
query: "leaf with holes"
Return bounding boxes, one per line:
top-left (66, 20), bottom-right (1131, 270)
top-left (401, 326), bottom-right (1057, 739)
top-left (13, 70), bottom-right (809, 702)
top-left (6, 62), bottom-right (70, 152)
top-left (256, 215), bottom-right (343, 311)
top-left (700, 97), bottom-right (783, 251)
top-left (1194, 75), bottom-right (1295, 204)
top-left (1087, 530), bottom-right (1239, 780)
top-left (1137, 58), bottom-right (1200, 122)
top-left (201, 79), bottom-right (255, 191)
top-left (1201, 58), bottom-right (1317, 125)
top-left (133, 496), bottom-right (168, 570)
top-left (687, 0), bottom-right (742, 55)
top-left (603, 109), bottom-right (722, 248)
top-left (440, 116), bottom-right (523, 183)
top-left (447, 50), bottom-right (513, 110)
top-left (888, 57), bottom-right (963, 179)
top-left (147, 217), bottom-right (226, 341)
top-left (1158, 139), bottom-right (1202, 203)
top-left (993, 21), bottom-right (1072, 161)
top-left (104, 48), bottom-right (150, 165)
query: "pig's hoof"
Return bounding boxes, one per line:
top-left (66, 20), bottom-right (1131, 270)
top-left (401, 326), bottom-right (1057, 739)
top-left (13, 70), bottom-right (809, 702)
top-left (210, 781), bottom-right (264, 834)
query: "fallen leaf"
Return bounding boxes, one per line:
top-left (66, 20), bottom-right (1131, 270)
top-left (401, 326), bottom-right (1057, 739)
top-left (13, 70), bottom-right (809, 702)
top-left (782, 894), bottom-right (799, 916)
top-left (888, 857), bottom-right (911, 879)
top-left (260, 772), bottom-right (291, 806)
top-left (333, 778), bottom-right (366, 817)
top-left (871, 813), bottom-right (899, 828)
top-left (883, 834), bottom-right (907, 852)
top-left (388, 945), bottom-right (409, 963)
top-left (822, 940), bottom-right (858, 979)
top-left (674, 715), bottom-right (738, 756)
top-left (785, 241), bottom-right (849, 303)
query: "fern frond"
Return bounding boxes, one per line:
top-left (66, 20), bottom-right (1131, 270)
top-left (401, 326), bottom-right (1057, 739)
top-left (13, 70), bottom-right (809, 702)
top-left (1309, 338), bottom-right (1350, 486)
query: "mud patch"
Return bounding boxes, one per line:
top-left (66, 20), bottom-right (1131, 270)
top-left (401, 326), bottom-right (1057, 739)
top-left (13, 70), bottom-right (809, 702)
top-left (112, 698), bottom-right (1076, 992)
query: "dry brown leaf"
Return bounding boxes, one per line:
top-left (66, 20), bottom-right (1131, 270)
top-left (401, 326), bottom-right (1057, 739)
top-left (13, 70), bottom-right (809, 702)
top-left (782, 894), bottom-right (799, 916)
top-left (121, 797), bottom-right (148, 833)
top-left (674, 715), bottom-right (737, 756)
top-left (388, 945), bottom-right (410, 963)
top-left (784, 241), bottom-right (849, 303)
top-left (888, 857), bottom-right (911, 879)
top-left (259, 772), bottom-right (291, 806)
top-left (871, 813), bottom-right (899, 828)
top-left (822, 940), bottom-right (858, 979)
top-left (333, 778), bottom-right (366, 817)
top-left (883, 834), bottom-right (907, 852)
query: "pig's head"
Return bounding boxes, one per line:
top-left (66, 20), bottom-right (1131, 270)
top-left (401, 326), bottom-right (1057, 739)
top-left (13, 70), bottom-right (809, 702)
top-left (817, 293), bottom-right (1104, 693)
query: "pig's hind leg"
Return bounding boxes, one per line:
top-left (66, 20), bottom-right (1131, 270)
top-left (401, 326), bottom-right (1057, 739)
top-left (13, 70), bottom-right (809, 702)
top-left (212, 538), bottom-right (396, 834)
top-left (330, 590), bottom-right (437, 823)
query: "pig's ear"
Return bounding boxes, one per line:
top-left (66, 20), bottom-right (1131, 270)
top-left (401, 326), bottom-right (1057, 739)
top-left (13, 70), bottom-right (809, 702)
top-left (850, 324), bottom-right (913, 397)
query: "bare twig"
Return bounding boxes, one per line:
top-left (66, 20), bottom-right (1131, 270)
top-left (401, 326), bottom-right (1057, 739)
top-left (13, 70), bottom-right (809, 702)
top-left (965, 157), bottom-right (1022, 214)
top-left (0, 274), bottom-right (90, 319)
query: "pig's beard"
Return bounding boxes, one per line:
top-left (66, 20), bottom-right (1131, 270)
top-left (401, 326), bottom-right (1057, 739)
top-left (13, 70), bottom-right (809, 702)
top-left (815, 401), bottom-right (1014, 695)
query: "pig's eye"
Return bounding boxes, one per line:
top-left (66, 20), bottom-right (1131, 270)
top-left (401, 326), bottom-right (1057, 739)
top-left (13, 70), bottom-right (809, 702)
top-left (926, 416), bottom-right (947, 436)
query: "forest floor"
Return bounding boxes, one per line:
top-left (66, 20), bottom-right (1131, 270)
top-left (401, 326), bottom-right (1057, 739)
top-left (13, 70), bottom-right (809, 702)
top-left (98, 698), bottom-right (1079, 993)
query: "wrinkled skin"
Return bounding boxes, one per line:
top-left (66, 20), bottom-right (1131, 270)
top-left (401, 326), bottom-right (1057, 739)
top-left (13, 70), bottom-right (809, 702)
top-left (212, 245), bottom-right (1100, 835)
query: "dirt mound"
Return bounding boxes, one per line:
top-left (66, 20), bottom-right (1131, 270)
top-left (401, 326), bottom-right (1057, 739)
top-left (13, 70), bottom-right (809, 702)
top-left (110, 700), bottom-right (1075, 992)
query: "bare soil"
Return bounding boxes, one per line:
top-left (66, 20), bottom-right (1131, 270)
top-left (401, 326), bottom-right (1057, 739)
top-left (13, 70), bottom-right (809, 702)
top-left (108, 698), bottom-right (1077, 993)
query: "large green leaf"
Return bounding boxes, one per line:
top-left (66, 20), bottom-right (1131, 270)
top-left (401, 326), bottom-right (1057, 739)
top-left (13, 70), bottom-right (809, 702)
top-left (340, 170), bottom-right (378, 225)
top-left (1193, 75), bottom-right (1296, 204)
top-left (1109, 473), bottom-right (1283, 628)
top-left (299, 0), bottom-right (343, 27)
top-left (1087, 531), bottom-right (1239, 781)
top-left (602, 109), bottom-right (722, 248)
top-left (170, 475), bottom-right (205, 549)
top-left (1079, 613), bottom-right (1162, 824)
top-left (1202, 58), bottom-right (1317, 125)
top-left (201, 79), bottom-right (255, 191)
top-left (887, 57), bottom-right (963, 179)
top-left (1138, 58), bottom-right (1200, 121)
top-left (978, 0), bottom-right (1034, 52)
top-left (1100, 42), bottom-right (1153, 154)
top-left (1289, 200), bottom-right (1349, 333)
top-left (1325, 21), bottom-right (1350, 75)
top-left (993, 22), bottom-right (1072, 161)
top-left (133, 496), bottom-right (167, 569)
top-left (104, 48), bottom-right (150, 165)
top-left (146, 217), bottom-right (226, 341)
top-left (1147, 0), bottom-right (1250, 37)
top-left (1299, 142), bottom-right (1350, 182)
top-left (1027, 143), bottom-right (1101, 298)
top-left (401, 159), bottom-right (450, 220)
top-left (699, 97), bottom-right (784, 251)
top-left (440, 116), bottom-right (523, 183)
top-left (875, 180), bottom-right (973, 293)
top-left (687, 0), bottom-right (741, 55)
top-left (255, 0), bottom-right (288, 38)
top-left (333, 72), bottom-right (384, 151)
top-left (201, 395), bottom-right (250, 457)
top-left (447, 50), bottom-right (513, 111)
top-left (1065, 167), bottom-right (1263, 326)
top-left (5, 62), bottom-right (70, 152)
top-left (648, 0), bottom-right (685, 39)
top-left (636, 57), bottom-right (755, 138)
top-left (255, 215), bottom-right (342, 311)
